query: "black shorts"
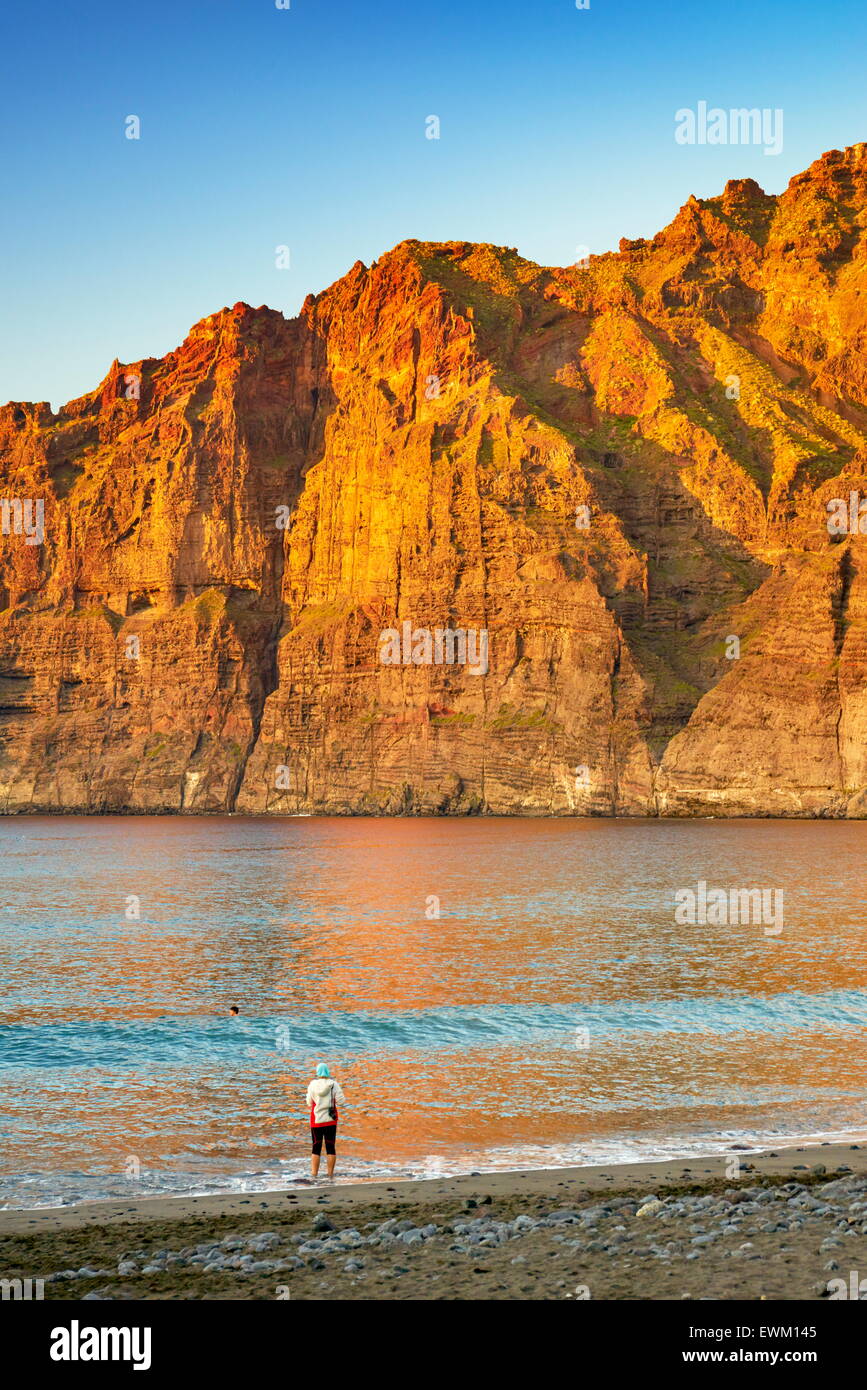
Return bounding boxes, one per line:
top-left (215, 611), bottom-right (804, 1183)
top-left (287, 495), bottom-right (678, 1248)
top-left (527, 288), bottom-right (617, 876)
top-left (311, 1124), bottom-right (337, 1155)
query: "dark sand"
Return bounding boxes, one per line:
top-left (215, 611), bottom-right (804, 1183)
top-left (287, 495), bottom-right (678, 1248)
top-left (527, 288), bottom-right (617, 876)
top-left (2, 1142), bottom-right (866, 1300)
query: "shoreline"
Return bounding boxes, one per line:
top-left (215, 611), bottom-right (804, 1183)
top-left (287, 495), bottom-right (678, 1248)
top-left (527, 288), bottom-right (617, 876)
top-left (3, 1139), bottom-right (866, 1236)
top-left (3, 1140), bottom-right (867, 1300)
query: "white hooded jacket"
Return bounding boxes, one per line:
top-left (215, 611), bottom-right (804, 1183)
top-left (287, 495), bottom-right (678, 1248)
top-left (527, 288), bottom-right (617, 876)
top-left (306, 1076), bottom-right (345, 1126)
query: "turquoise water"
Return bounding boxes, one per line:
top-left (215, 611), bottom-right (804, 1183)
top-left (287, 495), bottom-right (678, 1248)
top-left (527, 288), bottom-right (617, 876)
top-left (1, 815), bottom-right (866, 1208)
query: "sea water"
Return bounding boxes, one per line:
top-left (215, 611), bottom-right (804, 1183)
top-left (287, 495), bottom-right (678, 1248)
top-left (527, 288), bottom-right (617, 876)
top-left (1, 815), bottom-right (866, 1208)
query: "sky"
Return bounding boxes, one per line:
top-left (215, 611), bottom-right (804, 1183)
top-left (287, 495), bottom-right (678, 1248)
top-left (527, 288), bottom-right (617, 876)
top-left (1, 0), bottom-right (865, 411)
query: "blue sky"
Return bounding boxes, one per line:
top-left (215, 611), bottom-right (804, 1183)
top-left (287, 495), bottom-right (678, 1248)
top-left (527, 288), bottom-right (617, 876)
top-left (1, 0), bottom-right (865, 410)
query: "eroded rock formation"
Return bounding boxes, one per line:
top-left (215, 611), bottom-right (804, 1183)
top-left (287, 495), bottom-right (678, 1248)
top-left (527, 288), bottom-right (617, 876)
top-left (2, 144), bottom-right (867, 815)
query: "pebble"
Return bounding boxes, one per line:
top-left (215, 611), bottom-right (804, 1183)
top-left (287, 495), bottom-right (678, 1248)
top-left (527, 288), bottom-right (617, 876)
top-left (42, 1167), bottom-right (867, 1295)
top-left (636, 1200), bottom-right (664, 1218)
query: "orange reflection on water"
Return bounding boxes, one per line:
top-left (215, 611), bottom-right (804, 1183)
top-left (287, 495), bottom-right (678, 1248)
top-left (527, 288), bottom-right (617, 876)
top-left (2, 815), bottom-right (867, 1195)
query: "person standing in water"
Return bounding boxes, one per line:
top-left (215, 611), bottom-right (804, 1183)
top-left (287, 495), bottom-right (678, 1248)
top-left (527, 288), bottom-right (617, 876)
top-left (306, 1063), bottom-right (345, 1180)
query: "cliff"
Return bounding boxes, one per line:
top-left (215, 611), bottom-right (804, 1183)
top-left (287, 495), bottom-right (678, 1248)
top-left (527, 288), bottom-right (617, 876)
top-left (2, 143), bottom-right (867, 816)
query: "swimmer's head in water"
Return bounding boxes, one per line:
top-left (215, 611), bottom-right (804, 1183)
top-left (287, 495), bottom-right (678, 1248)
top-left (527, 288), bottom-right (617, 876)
top-left (316, 1063), bottom-right (330, 1077)
top-left (229, 1006), bottom-right (239, 1016)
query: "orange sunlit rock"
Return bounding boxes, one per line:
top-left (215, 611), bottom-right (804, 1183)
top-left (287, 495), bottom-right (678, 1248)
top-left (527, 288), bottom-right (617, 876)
top-left (2, 145), bottom-right (867, 816)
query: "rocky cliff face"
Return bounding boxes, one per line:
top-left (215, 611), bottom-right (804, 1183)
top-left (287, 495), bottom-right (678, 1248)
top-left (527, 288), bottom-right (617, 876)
top-left (3, 144), bottom-right (867, 816)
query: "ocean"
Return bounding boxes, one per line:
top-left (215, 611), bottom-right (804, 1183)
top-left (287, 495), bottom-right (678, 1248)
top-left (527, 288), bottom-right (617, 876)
top-left (1, 814), bottom-right (866, 1208)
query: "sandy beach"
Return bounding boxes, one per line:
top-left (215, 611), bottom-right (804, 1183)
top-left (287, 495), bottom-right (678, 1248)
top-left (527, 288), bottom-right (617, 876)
top-left (3, 1140), bottom-right (867, 1300)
